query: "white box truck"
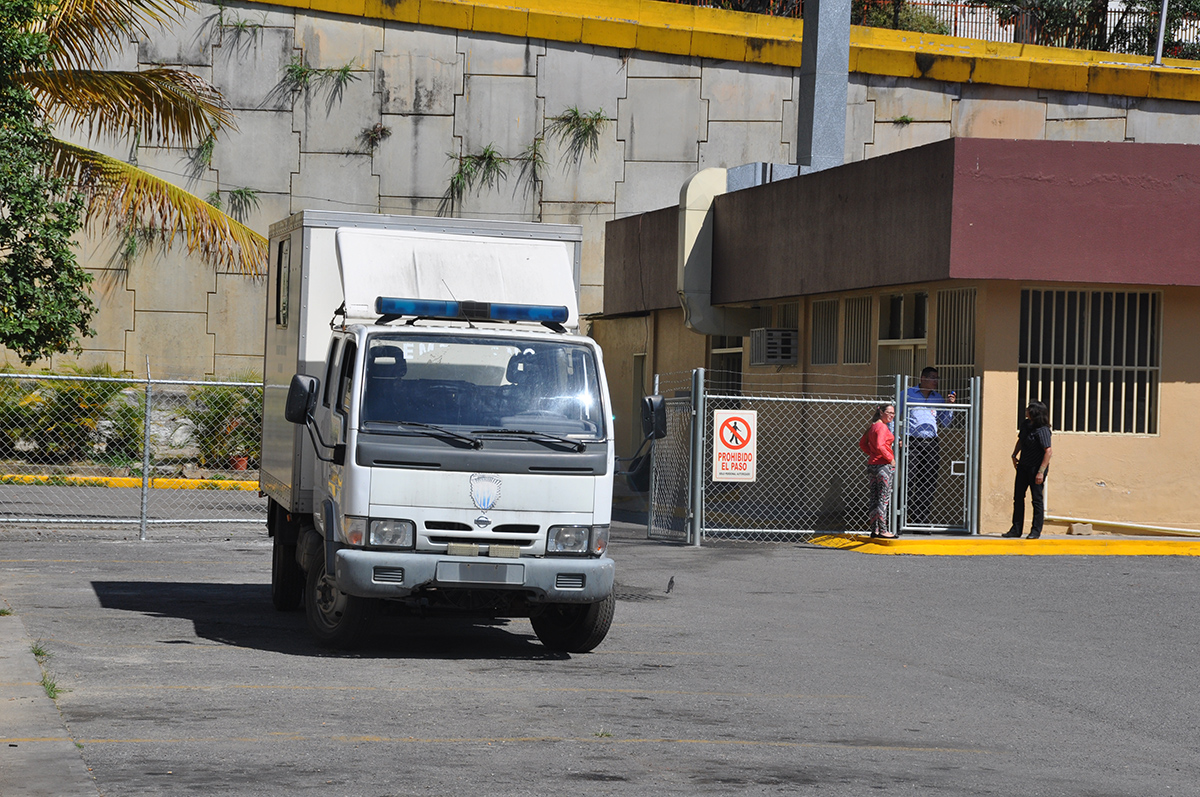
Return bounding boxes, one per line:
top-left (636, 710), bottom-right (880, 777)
top-left (261, 211), bottom-right (615, 651)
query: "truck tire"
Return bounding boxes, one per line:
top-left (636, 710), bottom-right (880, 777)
top-left (531, 593), bottom-right (615, 653)
top-left (271, 535), bottom-right (304, 611)
top-left (304, 556), bottom-right (372, 649)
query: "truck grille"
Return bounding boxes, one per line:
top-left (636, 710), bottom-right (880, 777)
top-left (430, 536), bottom-right (537, 548)
top-left (425, 521), bottom-right (472, 531)
top-left (555, 573), bottom-right (585, 589)
top-left (373, 566), bottom-right (405, 584)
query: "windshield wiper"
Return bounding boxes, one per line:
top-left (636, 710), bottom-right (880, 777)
top-left (472, 428), bottom-right (587, 452)
top-left (367, 420), bottom-right (482, 449)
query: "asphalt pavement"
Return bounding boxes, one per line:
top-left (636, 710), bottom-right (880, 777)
top-left (2, 522), bottom-right (1199, 796)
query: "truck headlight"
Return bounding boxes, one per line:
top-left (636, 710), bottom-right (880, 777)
top-left (547, 525), bottom-right (608, 556)
top-left (370, 518), bottom-right (415, 549)
top-left (547, 525), bottom-right (589, 555)
top-left (340, 515), bottom-right (366, 546)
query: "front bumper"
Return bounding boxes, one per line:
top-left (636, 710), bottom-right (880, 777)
top-left (334, 548), bottom-right (615, 603)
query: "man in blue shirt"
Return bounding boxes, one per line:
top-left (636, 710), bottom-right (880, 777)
top-left (901, 367), bottom-right (956, 527)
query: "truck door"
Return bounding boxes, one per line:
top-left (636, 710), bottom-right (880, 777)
top-left (318, 338), bottom-right (356, 535)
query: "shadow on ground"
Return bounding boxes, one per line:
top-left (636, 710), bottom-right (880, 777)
top-left (90, 580), bottom-right (568, 661)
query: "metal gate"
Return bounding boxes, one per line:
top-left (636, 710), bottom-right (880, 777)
top-left (648, 369), bottom-right (980, 544)
top-left (897, 376), bottom-right (981, 534)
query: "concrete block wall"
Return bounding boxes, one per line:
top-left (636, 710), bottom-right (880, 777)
top-left (14, 0), bottom-right (1200, 378)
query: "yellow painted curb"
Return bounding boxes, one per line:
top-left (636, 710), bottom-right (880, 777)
top-left (1, 474), bottom-right (259, 492)
top-left (809, 534), bottom-right (1200, 556)
top-left (251, 0), bottom-right (1200, 100)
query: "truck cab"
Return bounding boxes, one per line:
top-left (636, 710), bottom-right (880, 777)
top-left (261, 213), bottom-right (615, 651)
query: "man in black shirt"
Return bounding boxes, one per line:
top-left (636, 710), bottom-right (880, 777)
top-left (1003, 400), bottom-right (1053, 540)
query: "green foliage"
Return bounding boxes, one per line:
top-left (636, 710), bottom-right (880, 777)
top-left (547, 107), bottom-right (609, 163)
top-left (852, 0), bottom-right (949, 34)
top-left (893, 114), bottom-right (915, 124)
top-left (518, 135), bottom-right (547, 187)
top-left (441, 144), bottom-right (511, 216)
top-left (40, 671), bottom-right (61, 699)
top-left (967, 0), bottom-right (1200, 56)
top-left (0, 0), bottom-right (95, 365)
top-left (358, 122), bottom-right (392, 153)
top-left (0, 607), bottom-right (12, 616)
top-left (282, 57), bottom-right (362, 95)
top-left (189, 130), bottom-right (216, 176)
top-left (27, 365), bottom-right (134, 463)
top-left (204, 188), bottom-right (259, 223)
top-left (0, 370), bottom-right (35, 456)
top-left (184, 376), bottom-right (262, 468)
top-left (226, 188), bottom-right (259, 223)
top-left (30, 638), bottom-right (49, 660)
top-left (103, 387), bottom-right (145, 463)
top-left (117, 222), bottom-right (157, 268)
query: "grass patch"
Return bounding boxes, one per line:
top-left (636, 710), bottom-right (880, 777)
top-left (0, 607), bottom-right (12, 616)
top-left (40, 671), bottom-right (62, 700)
top-left (30, 639), bottom-right (50, 661)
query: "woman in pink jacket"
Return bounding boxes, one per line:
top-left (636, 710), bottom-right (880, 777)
top-left (858, 404), bottom-right (896, 539)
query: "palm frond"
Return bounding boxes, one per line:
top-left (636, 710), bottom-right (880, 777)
top-left (40, 0), bottom-right (191, 70)
top-left (49, 139), bottom-right (267, 276)
top-left (20, 68), bottom-right (233, 147)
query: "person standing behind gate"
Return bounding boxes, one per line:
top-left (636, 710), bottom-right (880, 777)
top-left (901, 367), bottom-right (956, 527)
top-left (1003, 400), bottom-right (1053, 540)
top-left (858, 404), bottom-right (896, 539)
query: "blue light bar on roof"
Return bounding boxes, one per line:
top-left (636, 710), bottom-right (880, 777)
top-left (375, 296), bottom-right (569, 325)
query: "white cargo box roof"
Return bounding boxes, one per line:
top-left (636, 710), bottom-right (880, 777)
top-left (335, 227), bottom-right (579, 329)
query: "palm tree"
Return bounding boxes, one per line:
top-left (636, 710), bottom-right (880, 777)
top-left (14, 0), bottom-right (266, 275)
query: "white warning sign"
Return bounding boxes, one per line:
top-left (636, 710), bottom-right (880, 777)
top-left (713, 409), bottom-right (757, 482)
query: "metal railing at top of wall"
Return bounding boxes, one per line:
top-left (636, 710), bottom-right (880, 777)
top-left (0, 372), bottom-right (265, 539)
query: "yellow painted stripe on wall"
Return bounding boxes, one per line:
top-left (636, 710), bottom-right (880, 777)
top-left (251, 0), bottom-right (1200, 100)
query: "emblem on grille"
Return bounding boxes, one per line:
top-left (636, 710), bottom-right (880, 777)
top-left (470, 473), bottom-right (502, 512)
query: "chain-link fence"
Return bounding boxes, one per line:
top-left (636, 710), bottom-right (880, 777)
top-left (648, 369), bottom-right (980, 545)
top-left (0, 372), bottom-right (265, 535)
top-left (648, 371), bottom-right (696, 543)
top-left (703, 393), bottom-right (886, 542)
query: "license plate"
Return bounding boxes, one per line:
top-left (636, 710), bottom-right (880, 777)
top-left (436, 561), bottom-right (525, 585)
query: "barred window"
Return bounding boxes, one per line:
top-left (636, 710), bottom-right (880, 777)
top-left (776, 302), bottom-right (800, 330)
top-left (843, 296), bottom-right (871, 365)
top-left (1019, 289), bottom-right (1160, 434)
top-left (935, 288), bottom-right (976, 398)
top-left (811, 299), bottom-right (837, 365)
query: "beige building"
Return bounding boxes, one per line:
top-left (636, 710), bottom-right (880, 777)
top-left (595, 138), bottom-right (1200, 534)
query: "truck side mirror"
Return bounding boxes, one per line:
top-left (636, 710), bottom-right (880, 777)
top-left (641, 395), bottom-right (667, 440)
top-left (284, 374), bottom-right (319, 424)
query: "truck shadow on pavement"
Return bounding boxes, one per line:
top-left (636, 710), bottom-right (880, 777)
top-left (90, 580), bottom-right (568, 661)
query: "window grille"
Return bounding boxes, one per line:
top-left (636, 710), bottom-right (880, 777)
top-left (710, 336), bottom-right (743, 395)
top-left (935, 288), bottom-right (976, 397)
top-left (843, 296), bottom-right (872, 365)
top-left (811, 299), bottom-right (837, 365)
top-left (1019, 289), bottom-right (1160, 434)
top-left (776, 302), bottom-right (800, 330)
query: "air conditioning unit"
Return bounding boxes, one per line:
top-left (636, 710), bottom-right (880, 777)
top-left (749, 328), bottom-right (799, 366)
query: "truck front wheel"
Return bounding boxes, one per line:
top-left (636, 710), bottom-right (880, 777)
top-left (305, 558), bottom-right (373, 649)
top-left (531, 593), bottom-right (615, 653)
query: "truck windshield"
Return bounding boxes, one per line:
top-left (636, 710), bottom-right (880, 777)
top-left (360, 334), bottom-right (606, 439)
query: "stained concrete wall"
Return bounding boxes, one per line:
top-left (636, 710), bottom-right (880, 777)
top-left (12, 0), bottom-right (1200, 378)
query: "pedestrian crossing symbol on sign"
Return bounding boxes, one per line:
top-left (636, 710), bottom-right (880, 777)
top-left (713, 410), bottom-right (757, 482)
